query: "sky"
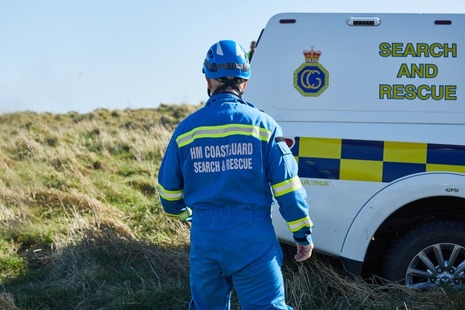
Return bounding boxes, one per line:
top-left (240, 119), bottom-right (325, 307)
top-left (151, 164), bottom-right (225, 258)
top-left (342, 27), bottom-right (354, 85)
top-left (1, 0), bottom-right (465, 114)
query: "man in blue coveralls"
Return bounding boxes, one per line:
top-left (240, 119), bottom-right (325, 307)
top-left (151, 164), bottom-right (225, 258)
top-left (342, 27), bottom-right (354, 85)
top-left (157, 40), bottom-right (314, 309)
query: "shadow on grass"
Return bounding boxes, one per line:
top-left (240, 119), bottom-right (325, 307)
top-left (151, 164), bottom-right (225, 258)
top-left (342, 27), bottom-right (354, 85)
top-left (1, 226), bottom-right (191, 310)
top-left (4, 237), bottom-right (465, 310)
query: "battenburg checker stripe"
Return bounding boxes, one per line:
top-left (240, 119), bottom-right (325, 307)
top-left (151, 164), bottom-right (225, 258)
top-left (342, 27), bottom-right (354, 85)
top-left (292, 137), bottom-right (465, 183)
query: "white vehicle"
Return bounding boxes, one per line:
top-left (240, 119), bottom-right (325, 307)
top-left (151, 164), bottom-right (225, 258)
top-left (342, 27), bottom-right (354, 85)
top-left (245, 12), bottom-right (465, 288)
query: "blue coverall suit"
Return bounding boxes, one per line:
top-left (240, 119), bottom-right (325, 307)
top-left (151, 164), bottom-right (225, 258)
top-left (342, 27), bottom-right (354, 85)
top-left (158, 93), bottom-right (313, 309)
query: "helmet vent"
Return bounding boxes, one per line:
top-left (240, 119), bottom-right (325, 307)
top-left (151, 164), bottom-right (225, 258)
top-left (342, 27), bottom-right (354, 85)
top-left (216, 43), bottom-right (224, 56)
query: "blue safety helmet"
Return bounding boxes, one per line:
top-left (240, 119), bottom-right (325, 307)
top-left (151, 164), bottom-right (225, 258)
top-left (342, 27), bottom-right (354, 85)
top-left (203, 40), bottom-right (251, 80)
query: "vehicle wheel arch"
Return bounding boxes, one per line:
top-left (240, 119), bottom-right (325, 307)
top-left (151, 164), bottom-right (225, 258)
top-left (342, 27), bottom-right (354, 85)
top-left (339, 172), bottom-right (465, 277)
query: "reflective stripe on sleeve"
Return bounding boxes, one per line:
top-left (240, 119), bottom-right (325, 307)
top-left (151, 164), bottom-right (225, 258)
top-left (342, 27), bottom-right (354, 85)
top-left (158, 184), bottom-right (183, 201)
top-left (271, 176), bottom-right (302, 197)
top-left (287, 216), bottom-right (313, 233)
top-left (176, 124), bottom-right (271, 148)
top-left (166, 208), bottom-right (192, 221)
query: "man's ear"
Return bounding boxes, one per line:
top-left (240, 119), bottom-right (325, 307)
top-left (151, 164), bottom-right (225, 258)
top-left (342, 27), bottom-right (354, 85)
top-left (241, 81), bottom-right (248, 91)
top-left (206, 77), bottom-right (212, 90)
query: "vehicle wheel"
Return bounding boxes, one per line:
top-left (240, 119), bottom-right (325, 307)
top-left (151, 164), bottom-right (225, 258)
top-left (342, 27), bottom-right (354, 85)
top-left (383, 221), bottom-right (465, 289)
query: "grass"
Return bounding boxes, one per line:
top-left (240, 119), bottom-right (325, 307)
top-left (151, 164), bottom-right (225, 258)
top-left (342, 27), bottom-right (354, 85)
top-left (0, 104), bottom-right (464, 309)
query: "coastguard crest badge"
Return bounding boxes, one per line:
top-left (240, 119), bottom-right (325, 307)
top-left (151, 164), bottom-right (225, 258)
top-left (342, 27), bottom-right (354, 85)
top-left (294, 47), bottom-right (329, 96)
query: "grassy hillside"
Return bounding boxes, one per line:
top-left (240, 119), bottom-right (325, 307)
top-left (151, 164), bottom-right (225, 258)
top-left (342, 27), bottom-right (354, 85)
top-left (0, 105), bottom-right (464, 309)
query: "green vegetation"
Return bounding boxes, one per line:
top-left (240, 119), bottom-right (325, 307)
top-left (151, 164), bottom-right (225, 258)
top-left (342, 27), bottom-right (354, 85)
top-left (0, 105), bottom-right (464, 309)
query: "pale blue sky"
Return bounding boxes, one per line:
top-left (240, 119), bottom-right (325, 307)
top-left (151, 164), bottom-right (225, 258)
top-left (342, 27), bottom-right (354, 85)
top-left (1, 0), bottom-right (464, 114)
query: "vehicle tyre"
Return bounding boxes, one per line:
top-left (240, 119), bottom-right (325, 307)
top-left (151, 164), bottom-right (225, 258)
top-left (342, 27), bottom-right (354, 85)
top-left (383, 220), bottom-right (465, 289)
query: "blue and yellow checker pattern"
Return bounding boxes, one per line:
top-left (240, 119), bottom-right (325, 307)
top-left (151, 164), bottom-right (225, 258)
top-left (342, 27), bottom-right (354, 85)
top-left (292, 137), bottom-right (465, 182)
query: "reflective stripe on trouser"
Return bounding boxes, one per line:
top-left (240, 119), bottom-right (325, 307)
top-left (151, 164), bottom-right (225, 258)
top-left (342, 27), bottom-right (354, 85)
top-left (189, 213), bottom-right (292, 310)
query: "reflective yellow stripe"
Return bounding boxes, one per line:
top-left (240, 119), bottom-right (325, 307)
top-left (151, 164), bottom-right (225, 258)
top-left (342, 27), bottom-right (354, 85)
top-left (166, 208), bottom-right (192, 221)
top-left (288, 216), bottom-right (313, 232)
top-left (176, 124), bottom-right (271, 147)
top-left (158, 184), bottom-right (183, 201)
top-left (271, 176), bottom-right (302, 197)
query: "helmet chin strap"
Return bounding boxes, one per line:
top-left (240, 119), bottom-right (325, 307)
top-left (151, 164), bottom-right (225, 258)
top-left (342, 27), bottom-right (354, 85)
top-left (210, 82), bottom-right (243, 98)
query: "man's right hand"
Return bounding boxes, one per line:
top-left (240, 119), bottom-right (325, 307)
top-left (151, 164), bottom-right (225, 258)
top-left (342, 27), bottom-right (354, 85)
top-left (294, 242), bottom-right (314, 262)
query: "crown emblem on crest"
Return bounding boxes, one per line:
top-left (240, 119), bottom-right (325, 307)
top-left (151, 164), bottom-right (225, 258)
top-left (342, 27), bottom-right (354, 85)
top-left (303, 47), bottom-right (321, 63)
top-left (294, 45), bottom-right (329, 97)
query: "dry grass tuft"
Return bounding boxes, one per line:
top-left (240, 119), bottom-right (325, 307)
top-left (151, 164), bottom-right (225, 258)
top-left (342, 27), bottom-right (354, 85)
top-left (14, 135), bottom-right (41, 159)
top-left (282, 254), bottom-right (465, 310)
top-left (0, 293), bottom-right (21, 310)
